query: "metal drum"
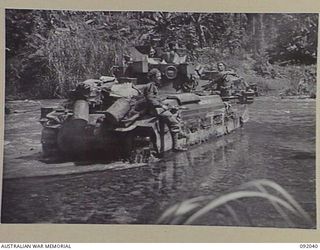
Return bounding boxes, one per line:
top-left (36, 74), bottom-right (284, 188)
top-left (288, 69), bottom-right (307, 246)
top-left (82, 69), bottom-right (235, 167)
top-left (104, 98), bottom-right (131, 124)
top-left (73, 100), bottom-right (89, 122)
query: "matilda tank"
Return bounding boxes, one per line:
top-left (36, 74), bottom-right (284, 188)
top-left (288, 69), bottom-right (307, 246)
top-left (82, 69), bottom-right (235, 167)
top-left (40, 46), bottom-right (255, 163)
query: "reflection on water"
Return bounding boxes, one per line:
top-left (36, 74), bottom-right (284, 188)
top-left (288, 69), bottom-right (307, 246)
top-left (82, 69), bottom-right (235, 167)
top-left (1, 97), bottom-right (316, 228)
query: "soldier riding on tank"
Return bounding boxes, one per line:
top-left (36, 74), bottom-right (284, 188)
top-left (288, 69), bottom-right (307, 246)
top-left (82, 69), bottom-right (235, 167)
top-left (134, 68), bottom-right (187, 151)
top-left (203, 62), bottom-right (251, 98)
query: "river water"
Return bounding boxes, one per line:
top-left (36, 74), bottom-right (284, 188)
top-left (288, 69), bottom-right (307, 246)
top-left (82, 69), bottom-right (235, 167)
top-left (1, 96), bottom-right (316, 228)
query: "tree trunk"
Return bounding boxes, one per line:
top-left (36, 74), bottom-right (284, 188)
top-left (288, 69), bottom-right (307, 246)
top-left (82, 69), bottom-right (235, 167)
top-left (258, 14), bottom-right (265, 53)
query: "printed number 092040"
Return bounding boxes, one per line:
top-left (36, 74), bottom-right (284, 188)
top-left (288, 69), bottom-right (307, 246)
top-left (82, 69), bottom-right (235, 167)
top-left (300, 244), bottom-right (318, 248)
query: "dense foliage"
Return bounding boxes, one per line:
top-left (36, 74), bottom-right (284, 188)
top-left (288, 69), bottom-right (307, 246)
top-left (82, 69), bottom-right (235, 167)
top-left (5, 10), bottom-right (318, 99)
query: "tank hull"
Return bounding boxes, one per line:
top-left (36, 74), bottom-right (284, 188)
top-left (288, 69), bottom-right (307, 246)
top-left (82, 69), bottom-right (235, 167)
top-left (40, 93), bottom-right (249, 162)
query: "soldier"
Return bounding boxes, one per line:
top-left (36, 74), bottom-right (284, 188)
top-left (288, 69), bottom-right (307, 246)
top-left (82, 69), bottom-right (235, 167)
top-left (213, 62), bottom-right (249, 96)
top-left (136, 68), bottom-right (187, 151)
top-left (162, 42), bottom-right (178, 63)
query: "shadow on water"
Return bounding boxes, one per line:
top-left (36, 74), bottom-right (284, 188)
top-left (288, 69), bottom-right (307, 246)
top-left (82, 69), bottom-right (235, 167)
top-left (14, 142), bottom-right (130, 166)
top-left (290, 152), bottom-right (315, 160)
top-left (16, 152), bottom-right (42, 161)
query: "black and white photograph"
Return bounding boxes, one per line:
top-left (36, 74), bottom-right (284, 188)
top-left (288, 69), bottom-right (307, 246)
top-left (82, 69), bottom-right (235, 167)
top-left (1, 9), bottom-right (317, 228)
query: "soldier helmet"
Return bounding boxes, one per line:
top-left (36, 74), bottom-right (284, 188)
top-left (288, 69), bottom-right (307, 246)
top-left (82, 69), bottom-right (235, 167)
top-left (148, 68), bottom-right (161, 79)
top-left (217, 62), bottom-right (226, 67)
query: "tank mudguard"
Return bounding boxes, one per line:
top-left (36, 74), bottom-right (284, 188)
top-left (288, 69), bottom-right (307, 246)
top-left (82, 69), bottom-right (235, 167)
top-left (114, 117), bottom-right (158, 132)
top-left (115, 117), bottom-right (173, 154)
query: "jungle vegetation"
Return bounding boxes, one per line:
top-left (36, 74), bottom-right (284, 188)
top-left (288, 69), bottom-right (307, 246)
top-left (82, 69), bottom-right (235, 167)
top-left (5, 10), bottom-right (318, 99)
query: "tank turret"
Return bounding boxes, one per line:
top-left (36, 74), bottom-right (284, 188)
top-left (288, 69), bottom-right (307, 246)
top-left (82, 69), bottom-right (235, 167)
top-left (113, 45), bottom-right (199, 93)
